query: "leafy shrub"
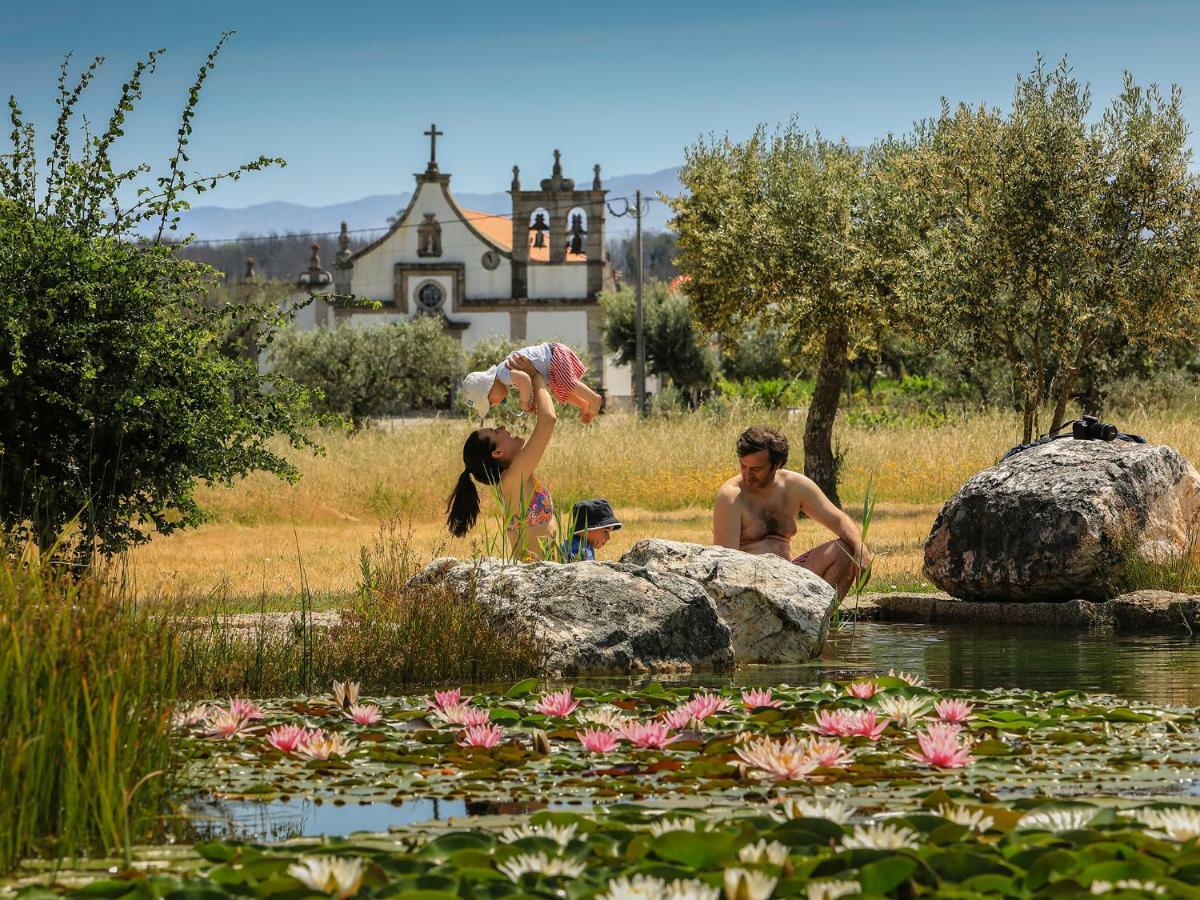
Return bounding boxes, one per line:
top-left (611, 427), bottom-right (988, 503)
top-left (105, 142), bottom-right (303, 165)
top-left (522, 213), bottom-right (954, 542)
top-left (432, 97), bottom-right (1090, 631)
top-left (271, 317), bottom-right (464, 427)
top-left (717, 377), bottom-right (812, 409)
top-left (0, 42), bottom-right (319, 558)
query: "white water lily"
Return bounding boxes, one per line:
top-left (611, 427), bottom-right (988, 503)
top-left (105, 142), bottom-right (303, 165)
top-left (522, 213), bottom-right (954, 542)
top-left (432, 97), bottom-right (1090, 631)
top-left (723, 867), bottom-right (778, 900)
top-left (172, 704), bottom-right (210, 728)
top-left (1137, 806), bottom-right (1200, 841)
top-left (496, 852), bottom-right (586, 882)
top-left (287, 856), bottom-right (364, 898)
top-left (875, 695), bottom-right (932, 727)
top-left (887, 669), bottom-right (926, 687)
top-left (578, 706), bottom-right (631, 728)
top-left (737, 839), bottom-right (789, 866)
top-left (499, 822), bottom-right (579, 847)
top-left (332, 680), bottom-right (360, 709)
top-left (1018, 808), bottom-right (1095, 832)
top-left (1090, 879), bottom-right (1166, 895)
top-left (600, 874), bottom-right (720, 900)
top-left (649, 816), bottom-right (706, 837)
top-left (936, 803), bottom-right (995, 833)
top-left (807, 881), bottom-right (861, 900)
top-left (770, 797), bottom-right (853, 824)
top-left (294, 732), bottom-right (355, 761)
top-left (840, 823), bottom-right (920, 851)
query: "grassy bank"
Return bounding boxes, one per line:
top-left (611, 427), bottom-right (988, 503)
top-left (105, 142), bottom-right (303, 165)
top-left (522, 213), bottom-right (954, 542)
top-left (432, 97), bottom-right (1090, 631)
top-left (129, 406), bottom-right (1200, 601)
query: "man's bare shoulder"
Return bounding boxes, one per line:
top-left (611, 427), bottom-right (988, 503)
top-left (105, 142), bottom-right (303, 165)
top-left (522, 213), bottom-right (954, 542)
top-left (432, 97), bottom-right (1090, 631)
top-left (715, 475), bottom-right (746, 502)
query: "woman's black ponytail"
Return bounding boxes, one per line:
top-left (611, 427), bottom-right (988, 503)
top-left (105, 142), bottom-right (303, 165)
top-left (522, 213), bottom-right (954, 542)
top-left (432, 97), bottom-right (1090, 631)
top-left (446, 431), bottom-right (504, 537)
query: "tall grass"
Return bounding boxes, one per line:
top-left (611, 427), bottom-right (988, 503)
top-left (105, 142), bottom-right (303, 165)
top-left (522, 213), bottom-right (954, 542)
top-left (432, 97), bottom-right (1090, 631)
top-left (0, 544), bottom-right (179, 873)
top-left (175, 520), bottom-right (546, 697)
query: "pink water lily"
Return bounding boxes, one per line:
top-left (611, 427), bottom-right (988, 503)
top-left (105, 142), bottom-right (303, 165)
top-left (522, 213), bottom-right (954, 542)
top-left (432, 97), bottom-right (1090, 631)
top-left (907, 724), bottom-right (974, 768)
top-left (433, 702), bottom-right (490, 727)
top-left (533, 689), bottom-right (580, 717)
top-left (844, 710), bottom-right (890, 741)
top-left (619, 720), bottom-right (680, 750)
top-left (679, 692), bottom-right (731, 721)
top-left (229, 697), bottom-right (265, 722)
top-left (934, 698), bottom-right (975, 723)
top-left (295, 731), bottom-right (354, 760)
top-left (846, 680), bottom-right (878, 699)
top-left (735, 736), bottom-right (819, 781)
top-left (741, 688), bottom-right (783, 709)
top-left (206, 709), bottom-right (253, 739)
top-left (429, 688), bottom-right (464, 711)
top-left (661, 707), bottom-right (696, 730)
top-left (347, 703), bottom-right (382, 725)
top-left (801, 737), bottom-right (854, 768)
top-left (460, 722), bottom-right (504, 748)
top-left (267, 724), bottom-right (315, 753)
top-left (812, 708), bottom-right (855, 737)
top-left (576, 727), bottom-right (619, 753)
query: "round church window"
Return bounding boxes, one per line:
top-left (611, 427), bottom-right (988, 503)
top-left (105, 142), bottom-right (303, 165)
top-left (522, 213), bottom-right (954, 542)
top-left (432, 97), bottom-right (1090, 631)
top-left (416, 281), bottom-right (445, 312)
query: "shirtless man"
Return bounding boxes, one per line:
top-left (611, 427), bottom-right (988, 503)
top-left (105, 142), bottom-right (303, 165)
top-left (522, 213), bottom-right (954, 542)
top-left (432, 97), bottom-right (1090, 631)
top-left (712, 425), bottom-right (871, 599)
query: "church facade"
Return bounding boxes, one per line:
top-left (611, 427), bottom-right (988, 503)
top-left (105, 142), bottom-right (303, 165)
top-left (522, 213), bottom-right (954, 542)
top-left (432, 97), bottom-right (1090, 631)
top-left (293, 127), bottom-right (639, 400)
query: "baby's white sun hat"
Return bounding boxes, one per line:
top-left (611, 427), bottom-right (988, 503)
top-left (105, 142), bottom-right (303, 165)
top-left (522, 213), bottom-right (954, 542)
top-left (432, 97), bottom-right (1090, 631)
top-left (460, 368), bottom-right (498, 422)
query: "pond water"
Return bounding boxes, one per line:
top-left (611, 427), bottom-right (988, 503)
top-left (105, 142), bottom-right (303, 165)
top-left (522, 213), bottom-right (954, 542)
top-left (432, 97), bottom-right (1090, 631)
top-left (570, 622), bottom-right (1200, 708)
top-left (187, 621), bottom-right (1200, 842)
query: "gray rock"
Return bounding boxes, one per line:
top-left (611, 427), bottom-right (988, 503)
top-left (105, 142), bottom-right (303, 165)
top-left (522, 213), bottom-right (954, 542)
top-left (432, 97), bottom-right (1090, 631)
top-left (853, 590), bottom-right (1200, 632)
top-left (618, 539), bottom-right (838, 662)
top-left (924, 440), bottom-right (1200, 602)
top-left (409, 557), bottom-right (734, 676)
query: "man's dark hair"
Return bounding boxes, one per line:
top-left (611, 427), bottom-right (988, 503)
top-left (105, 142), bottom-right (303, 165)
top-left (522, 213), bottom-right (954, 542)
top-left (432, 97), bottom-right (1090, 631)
top-left (736, 425), bottom-right (789, 468)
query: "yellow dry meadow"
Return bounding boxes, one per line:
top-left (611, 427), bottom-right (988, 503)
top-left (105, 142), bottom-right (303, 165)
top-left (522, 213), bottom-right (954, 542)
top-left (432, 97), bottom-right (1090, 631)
top-left (128, 408), bottom-right (1200, 601)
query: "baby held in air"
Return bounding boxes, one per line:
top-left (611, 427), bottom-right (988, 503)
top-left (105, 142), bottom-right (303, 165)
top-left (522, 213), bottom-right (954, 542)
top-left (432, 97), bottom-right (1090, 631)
top-left (460, 342), bottom-right (602, 423)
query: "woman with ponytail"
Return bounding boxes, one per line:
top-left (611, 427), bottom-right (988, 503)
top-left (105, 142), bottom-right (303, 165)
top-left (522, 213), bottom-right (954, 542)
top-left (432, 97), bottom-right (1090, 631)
top-left (446, 353), bottom-right (559, 558)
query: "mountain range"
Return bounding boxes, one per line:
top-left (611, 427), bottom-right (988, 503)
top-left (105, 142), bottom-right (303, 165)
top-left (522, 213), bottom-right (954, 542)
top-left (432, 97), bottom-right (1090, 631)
top-left (174, 167), bottom-right (683, 242)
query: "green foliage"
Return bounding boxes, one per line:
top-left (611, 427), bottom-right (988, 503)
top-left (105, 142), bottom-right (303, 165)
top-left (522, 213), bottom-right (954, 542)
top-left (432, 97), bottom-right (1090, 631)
top-left (271, 318), bottom-right (464, 428)
top-left (914, 57), bottom-right (1200, 440)
top-left (0, 541), bottom-right (179, 873)
top-left (719, 321), bottom-right (799, 381)
top-left (670, 126), bottom-right (928, 504)
top-left (600, 282), bottom-right (719, 401)
top-left (0, 41), bottom-right (321, 556)
top-left (716, 377), bottom-right (812, 409)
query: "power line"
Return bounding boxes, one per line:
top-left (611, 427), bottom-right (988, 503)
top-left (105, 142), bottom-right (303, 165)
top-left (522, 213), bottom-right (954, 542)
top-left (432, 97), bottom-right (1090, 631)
top-left (165, 195), bottom-right (667, 247)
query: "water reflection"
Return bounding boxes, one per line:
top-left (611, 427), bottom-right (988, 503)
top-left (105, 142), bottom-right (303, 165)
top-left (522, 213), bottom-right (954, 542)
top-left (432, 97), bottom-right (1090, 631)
top-left (183, 795), bottom-right (593, 843)
top-left (573, 623), bottom-right (1200, 707)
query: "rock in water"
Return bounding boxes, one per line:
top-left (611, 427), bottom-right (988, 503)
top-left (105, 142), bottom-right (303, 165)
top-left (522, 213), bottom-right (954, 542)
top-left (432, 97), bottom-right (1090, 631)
top-left (408, 557), bottom-right (733, 675)
top-left (619, 539), bottom-right (837, 662)
top-left (924, 440), bottom-right (1200, 602)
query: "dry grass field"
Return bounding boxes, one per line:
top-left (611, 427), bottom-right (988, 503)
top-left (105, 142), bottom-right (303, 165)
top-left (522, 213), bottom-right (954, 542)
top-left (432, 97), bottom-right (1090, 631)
top-left (128, 406), bottom-right (1200, 605)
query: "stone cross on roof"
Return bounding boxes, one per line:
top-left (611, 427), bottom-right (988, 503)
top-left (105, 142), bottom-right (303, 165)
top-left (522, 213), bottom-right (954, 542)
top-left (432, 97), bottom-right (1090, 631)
top-left (424, 123), bottom-right (443, 170)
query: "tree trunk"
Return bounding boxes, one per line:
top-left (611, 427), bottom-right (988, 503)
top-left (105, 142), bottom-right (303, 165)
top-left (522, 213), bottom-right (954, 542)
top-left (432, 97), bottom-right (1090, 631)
top-left (1049, 328), bottom-right (1093, 433)
top-left (804, 321), bottom-right (849, 508)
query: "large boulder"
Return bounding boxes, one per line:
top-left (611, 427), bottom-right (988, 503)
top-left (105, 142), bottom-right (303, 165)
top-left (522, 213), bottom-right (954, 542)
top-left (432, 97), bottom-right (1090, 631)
top-left (408, 557), bottom-right (733, 675)
top-left (924, 440), bottom-right (1200, 602)
top-left (618, 539), bottom-right (838, 662)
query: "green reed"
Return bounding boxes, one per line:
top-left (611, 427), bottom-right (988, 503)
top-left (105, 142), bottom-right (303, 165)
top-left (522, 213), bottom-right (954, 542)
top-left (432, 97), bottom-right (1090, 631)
top-left (175, 519), bottom-right (546, 697)
top-left (0, 543), bottom-right (180, 873)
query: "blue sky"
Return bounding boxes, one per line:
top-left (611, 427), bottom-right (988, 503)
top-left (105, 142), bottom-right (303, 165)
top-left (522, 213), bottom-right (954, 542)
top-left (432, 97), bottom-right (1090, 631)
top-left (4, 1), bottom-right (1197, 207)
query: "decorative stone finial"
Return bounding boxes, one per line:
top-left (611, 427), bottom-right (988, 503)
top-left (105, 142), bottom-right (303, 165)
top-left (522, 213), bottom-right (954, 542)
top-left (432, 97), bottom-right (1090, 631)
top-left (335, 222), bottom-right (352, 267)
top-left (540, 149), bottom-right (575, 191)
top-left (511, 165), bottom-right (520, 191)
top-left (593, 164), bottom-right (602, 191)
top-left (298, 242), bottom-right (332, 288)
top-left (552, 149), bottom-right (563, 179)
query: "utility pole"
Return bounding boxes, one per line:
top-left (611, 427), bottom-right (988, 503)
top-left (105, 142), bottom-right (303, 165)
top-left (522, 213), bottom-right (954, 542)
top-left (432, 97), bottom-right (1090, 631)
top-left (607, 192), bottom-right (652, 415)
top-left (634, 189), bottom-right (646, 416)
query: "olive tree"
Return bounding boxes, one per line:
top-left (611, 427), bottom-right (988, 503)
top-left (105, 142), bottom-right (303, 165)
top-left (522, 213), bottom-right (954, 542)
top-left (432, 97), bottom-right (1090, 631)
top-left (914, 59), bottom-right (1200, 441)
top-left (670, 126), bottom-right (928, 505)
top-left (601, 282), bottom-right (719, 403)
top-left (0, 39), bottom-right (324, 557)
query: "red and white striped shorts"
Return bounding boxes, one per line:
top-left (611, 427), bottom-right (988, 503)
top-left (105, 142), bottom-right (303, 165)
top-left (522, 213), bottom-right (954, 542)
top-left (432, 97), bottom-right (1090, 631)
top-left (548, 342), bottom-right (588, 402)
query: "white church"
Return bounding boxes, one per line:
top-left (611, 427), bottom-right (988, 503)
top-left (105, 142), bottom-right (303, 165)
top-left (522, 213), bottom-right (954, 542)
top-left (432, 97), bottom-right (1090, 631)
top-left (288, 126), bottom-right (645, 406)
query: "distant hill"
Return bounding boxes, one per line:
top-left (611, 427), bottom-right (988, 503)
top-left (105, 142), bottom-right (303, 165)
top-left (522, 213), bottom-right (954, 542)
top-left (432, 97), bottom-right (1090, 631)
top-left (172, 167), bottom-right (683, 242)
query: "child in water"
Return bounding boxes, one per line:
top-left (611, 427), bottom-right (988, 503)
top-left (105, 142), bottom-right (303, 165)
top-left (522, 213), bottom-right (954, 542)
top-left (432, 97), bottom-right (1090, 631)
top-left (460, 341), bottom-right (602, 423)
